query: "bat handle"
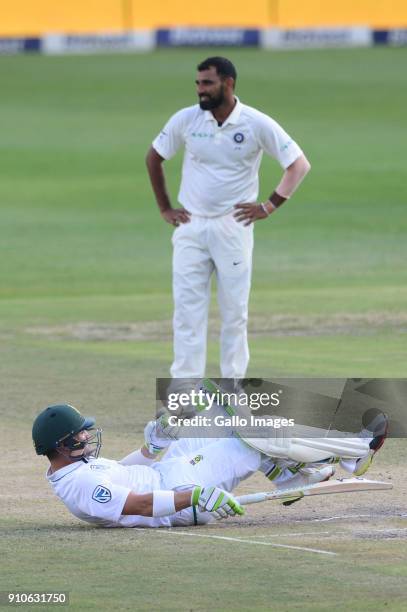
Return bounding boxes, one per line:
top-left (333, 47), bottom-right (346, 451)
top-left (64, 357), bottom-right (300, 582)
top-left (236, 493), bottom-right (268, 506)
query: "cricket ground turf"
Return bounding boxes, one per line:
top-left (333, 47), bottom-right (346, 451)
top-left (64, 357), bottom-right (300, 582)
top-left (0, 47), bottom-right (406, 610)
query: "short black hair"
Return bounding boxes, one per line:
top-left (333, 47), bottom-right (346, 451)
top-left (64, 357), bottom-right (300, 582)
top-left (197, 57), bottom-right (237, 84)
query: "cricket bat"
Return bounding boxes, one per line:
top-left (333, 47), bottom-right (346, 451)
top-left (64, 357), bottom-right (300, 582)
top-left (236, 478), bottom-right (393, 506)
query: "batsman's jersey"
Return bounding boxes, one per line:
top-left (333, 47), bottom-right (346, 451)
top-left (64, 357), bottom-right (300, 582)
top-left (152, 97), bottom-right (303, 217)
top-left (47, 457), bottom-right (172, 528)
top-left (46, 438), bottom-right (261, 528)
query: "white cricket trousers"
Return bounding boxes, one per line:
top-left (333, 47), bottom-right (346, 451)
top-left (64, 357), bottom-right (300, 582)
top-left (171, 212), bottom-right (254, 378)
top-left (154, 437), bottom-right (261, 526)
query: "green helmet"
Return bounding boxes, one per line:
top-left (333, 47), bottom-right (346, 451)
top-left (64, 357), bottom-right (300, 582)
top-left (32, 404), bottom-right (95, 455)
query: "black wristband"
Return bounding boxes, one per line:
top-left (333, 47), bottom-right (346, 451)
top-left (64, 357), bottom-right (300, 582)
top-left (269, 191), bottom-right (287, 208)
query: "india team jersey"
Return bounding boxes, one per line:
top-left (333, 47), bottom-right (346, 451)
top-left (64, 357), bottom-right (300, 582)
top-left (152, 97), bottom-right (303, 217)
top-left (47, 457), bottom-right (172, 528)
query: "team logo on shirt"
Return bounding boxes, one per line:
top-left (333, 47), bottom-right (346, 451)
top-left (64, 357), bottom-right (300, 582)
top-left (92, 485), bottom-right (112, 503)
top-left (233, 132), bottom-right (245, 144)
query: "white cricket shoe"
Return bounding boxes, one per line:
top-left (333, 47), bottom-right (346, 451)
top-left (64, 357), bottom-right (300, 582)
top-left (353, 411), bottom-right (388, 476)
top-left (339, 411), bottom-right (389, 476)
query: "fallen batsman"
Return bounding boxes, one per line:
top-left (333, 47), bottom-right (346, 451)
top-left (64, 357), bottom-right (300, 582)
top-left (32, 402), bottom-right (391, 528)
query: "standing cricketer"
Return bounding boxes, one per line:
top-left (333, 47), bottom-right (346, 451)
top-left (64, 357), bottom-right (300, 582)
top-left (146, 57), bottom-right (311, 379)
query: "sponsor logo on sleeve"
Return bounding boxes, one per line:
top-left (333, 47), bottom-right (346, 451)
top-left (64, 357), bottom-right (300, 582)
top-left (92, 485), bottom-right (112, 503)
top-left (280, 140), bottom-right (293, 152)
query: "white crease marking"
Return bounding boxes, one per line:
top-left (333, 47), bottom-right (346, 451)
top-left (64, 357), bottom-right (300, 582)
top-left (293, 513), bottom-right (407, 523)
top-left (245, 528), bottom-right (407, 540)
top-left (363, 527), bottom-right (407, 534)
top-left (300, 514), bottom-right (373, 523)
top-left (154, 529), bottom-right (338, 556)
top-left (236, 531), bottom-right (331, 538)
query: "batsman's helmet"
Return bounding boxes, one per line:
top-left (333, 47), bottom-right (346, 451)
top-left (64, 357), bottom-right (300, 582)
top-left (32, 404), bottom-right (96, 456)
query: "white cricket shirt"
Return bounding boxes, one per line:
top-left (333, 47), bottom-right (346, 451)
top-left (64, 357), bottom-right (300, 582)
top-left (47, 457), bottom-right (172, 528)
top-left (152, 97), bottom-right (303, 217)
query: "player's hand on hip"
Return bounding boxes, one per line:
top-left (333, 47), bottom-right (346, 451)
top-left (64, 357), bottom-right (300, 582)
top-left (161, 207), bottom-right (191, 227)
top-left (234, 202), bottom-right (269, 226)
top-left (191, 486), bottom-right (245, 519)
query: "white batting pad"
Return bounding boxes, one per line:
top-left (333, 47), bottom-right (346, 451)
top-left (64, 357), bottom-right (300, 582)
top-left (241, 425), bottom-right (370, 462)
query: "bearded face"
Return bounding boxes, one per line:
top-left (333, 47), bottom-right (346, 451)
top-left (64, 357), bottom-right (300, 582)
top-left (196, 67), bottom-right (229, 111)
top-left (198, 82), bottom-right (226, 110)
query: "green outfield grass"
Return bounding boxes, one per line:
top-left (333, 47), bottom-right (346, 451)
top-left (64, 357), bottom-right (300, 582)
top-left (0, 47), bottom-right (406, 610)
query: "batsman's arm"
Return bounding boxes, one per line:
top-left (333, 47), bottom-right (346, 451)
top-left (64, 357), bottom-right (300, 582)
top-left (121, 485), bottom-right (244, 518)
top-left (119, 445), bottom-right (158, 466)
top-left (122, 489), bottom-right (192, 517)
top-left (120, 414), bottom-right (180, 465)
top-left (145, 146), bottom-right (191, 226)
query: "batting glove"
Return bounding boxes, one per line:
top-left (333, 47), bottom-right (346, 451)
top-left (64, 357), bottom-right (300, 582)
top-left (191, 486), bottom-right (245, 519)
top-left (143, 413), bottom-right (180, 455)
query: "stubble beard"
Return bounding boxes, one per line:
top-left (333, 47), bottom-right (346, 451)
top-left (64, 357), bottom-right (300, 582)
top-left (199, 87), bottom-right (225, 110)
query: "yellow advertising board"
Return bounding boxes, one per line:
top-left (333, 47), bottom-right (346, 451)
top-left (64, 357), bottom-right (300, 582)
top-left (0, 0), bottom-right (406, 37)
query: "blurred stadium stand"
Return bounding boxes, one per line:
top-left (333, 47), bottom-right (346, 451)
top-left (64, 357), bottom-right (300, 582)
top-left (1, 0), bottom-right (407, 36)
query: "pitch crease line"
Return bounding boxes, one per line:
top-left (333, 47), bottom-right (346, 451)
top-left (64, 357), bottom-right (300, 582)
top-left (292, 514), bottom-right (407, 525)
top-left (158, 529), bottom-right (338, 556)
top-left (236, 531), bottom-right (331, 538)
top-left (298, 514), bottom-right (374, 523)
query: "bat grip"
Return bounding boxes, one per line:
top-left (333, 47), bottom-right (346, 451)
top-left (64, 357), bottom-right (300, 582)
top-left (236, 493), bottom-right (268, 506)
